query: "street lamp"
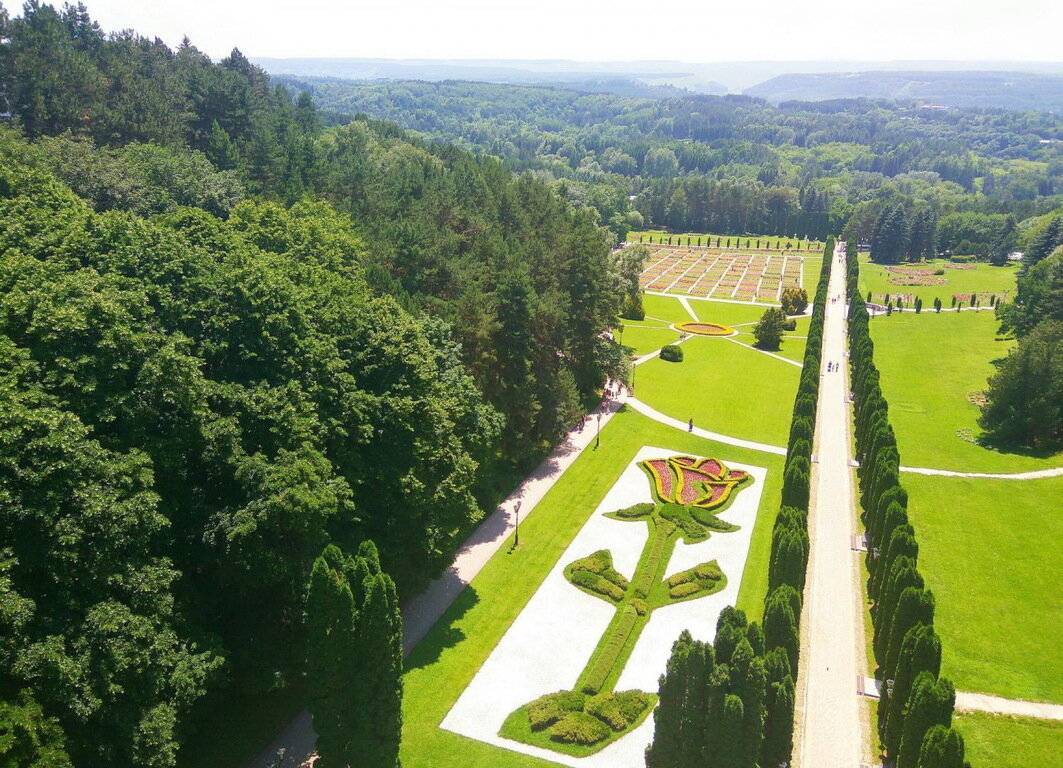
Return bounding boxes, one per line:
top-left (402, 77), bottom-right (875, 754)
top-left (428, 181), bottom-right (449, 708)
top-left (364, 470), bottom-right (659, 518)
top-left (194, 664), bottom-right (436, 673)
top-left (514, 500), bottom-right (522, 548)
top-left (596, 413), bottom-right (602, 449)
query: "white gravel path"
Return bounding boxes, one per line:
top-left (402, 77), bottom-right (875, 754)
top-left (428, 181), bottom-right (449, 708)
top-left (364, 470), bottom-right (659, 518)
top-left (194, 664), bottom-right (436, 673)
top-left (440, 447), bottom-right (766, 768)
top-left (793, 243), bottom-right (868, 768)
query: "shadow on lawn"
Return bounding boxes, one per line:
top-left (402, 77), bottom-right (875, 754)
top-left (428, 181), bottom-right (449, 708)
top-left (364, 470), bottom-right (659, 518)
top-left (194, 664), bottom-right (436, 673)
top-left (405, 584), bottom-right (479, 672)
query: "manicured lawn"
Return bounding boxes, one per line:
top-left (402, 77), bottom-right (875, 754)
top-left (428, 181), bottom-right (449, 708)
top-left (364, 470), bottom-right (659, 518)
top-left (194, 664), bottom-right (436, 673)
top-left (630, 230), bottom-right (823, 251)
top-left (635, 336), bottom-right (799, 447)
top-left (905, 473), bottom-right (1063, 703)
top-left (399, 408), bottom-right (786, 768)
top-left (870, 310), bottom-right (1062, 473)
top-left (619, 323), bottom-right (680, 357)
top-left (955, 712), bottom-right (1063, 768)
top-left (642, 293), bottom-right (695, 325)
top-left (689, 299), bottom-right (773, 327)
top-left (733, 332), bottom-right (807, 364)
top-left (858, 256), bottom-right (1018, 305)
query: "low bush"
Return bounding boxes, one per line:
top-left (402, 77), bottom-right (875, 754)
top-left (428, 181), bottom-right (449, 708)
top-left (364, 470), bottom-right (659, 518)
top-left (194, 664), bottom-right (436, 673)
top-left (782, 318), bottom-right (797, 331)
top-left (668, 582), bottom-right (704, 599)
top-left (586, 696), bottom-right (628, 730)
top-left (569, 569), bottom-right (625, 602)
top-left (549, 711), bottom-right (610, 745)
top-left (631, 597), bottom-right (649, 616)
top-left (660, 344), bottom-right (684, 362)
top-left (613, 690), bottom-right (653, 722)
top-left (528, 691), bottom-right (585, 731)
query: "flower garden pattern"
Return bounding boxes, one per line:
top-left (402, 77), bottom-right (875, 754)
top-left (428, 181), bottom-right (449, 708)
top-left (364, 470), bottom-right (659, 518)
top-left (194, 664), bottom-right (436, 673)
top-left (499, 455), bottom-right (752, 756)
top-left (637, 244), bottom-right (804, 302)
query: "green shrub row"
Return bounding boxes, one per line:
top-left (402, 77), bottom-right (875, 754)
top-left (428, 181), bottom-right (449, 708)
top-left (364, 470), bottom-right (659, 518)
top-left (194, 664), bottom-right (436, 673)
top-left (528, 690), bottom-right (586, 731)
top-left (550, 711), bottom-right (610, 745)
top-left (579, 608), bottom-right (639, 695)
top-left (659, 502), bottom-right (735, 543)
top-left (631, 518), bottom-right (675, 599)
top-left (846, 239), bottom-right (966, 767)
top-left (565, 550), bottom-right (630, 603)
top-left (569, 569), bottom-right (625, 602)
top-left (666, 561), bottom-right (724, 588)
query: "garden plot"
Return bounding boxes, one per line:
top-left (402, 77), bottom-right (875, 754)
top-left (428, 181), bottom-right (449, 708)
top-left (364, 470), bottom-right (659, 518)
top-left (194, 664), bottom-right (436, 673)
top-left (441, 446), bottom-right (766, 767)
top-left (637, 244), bottom-right (805, 303)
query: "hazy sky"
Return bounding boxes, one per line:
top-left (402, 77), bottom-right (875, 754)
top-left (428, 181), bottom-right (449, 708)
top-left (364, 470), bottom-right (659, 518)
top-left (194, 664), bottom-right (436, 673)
top-left (68, 0), bottom-right (1063, 62)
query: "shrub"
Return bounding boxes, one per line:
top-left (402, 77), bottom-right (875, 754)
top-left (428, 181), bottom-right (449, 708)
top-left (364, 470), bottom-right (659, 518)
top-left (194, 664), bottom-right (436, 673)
top-left (587, 695), bottom-right (628, 730)
top-left (549, 711), bottom-right (610, 745)
top-left (782, 318), bottom-right (797, 331)
top-left (631, 597), bottom-right (649, 616)
top-left (528, 691), bottom-right (585, 731)
top-left (569, 569), bottom-right (625, 602)
top-left (755, 307), bottom-right (787, 350)
top-left (580, 609), bottom-right (638, 694)
top-left (668, 582), bottom-right (703, 599)
top-left (780, 286), bottom-right (809, 315)
top-left (613, 691), bottom-right (652, 722)
top-left (660, 344), bottom-right (683, 362)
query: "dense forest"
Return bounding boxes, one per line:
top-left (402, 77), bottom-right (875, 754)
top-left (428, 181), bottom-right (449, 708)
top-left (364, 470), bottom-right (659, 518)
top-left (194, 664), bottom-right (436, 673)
top-left (278, 77), bottom-right (1063, 250)
top-left (0, 3), bottom-right (628, 766)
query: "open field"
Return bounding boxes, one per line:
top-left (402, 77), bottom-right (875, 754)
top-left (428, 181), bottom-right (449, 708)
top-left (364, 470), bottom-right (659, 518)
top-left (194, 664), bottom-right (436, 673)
top-left (629, 230), bottom-right (824, 252)
top-left (399, 409), bottom-right (786, 768)
top-left (905, 473), bottom-right (1063, 703)
top-left (617, 320), bottom-right (680, 358)
top-left (635, 334), bottom-right (799, 447)
top-left (954, 712), bottom-right (1063, 768)
top-left (858, 256), bottom-right (1017, 306)
top-left (870, 310), bottom-right (1062, 473)
top-left (639, 244), bottom-right (806, 301)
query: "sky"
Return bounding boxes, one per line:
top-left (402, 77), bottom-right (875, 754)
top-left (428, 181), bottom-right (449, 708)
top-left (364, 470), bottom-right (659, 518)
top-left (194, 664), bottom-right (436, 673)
top-left (60, 0), bottom-right (1063, 63)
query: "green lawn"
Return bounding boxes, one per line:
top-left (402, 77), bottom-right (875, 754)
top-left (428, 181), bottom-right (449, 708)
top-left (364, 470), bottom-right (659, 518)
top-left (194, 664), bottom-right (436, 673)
top-left (955, 712), bottom-right (1063, 768)
top-left (734, 331), bottom-right (808, 364)
top-left (858, 256), bottom-right (1018, 305)
top-left (689, 299), bottom-right (774, 327)
top-left (642, 293), bottom-right (695, 325)
top-left (635, 335), bottom-right (798, 447)
top-left (870, 310), bottom-right (1062, 473)
top-left (618, 323), bottom-right (681, 357)
top-left (399, 409), bottom-right (786, 767)
top-left (905, 473), bottom-right (1063, 703)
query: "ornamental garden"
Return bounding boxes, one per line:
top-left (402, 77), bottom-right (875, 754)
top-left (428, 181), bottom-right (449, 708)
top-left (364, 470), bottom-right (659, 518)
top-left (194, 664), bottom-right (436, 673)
top-left (638, 245), bottom-right (807, 302)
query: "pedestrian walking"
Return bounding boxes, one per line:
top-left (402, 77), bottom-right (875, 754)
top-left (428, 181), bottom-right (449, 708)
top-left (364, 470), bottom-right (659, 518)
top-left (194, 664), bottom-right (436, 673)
top-left (688, 418), bottom-right (694, 433)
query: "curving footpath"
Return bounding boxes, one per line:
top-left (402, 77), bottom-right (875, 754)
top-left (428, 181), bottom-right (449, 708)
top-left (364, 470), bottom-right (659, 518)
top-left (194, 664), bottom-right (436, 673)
top-left (249, 394), bottom-right (628, 768)
top-left (897, 465), bottom-right (1063, 480)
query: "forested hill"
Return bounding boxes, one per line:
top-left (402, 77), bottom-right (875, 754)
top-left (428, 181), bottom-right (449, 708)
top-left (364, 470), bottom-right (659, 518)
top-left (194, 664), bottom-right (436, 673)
top-left (0, 4), bottom-right (625, 766)
top-left (744, 70), bottom-right (1063, 112)
top-left (277, 76), bottom-right (1063, 245)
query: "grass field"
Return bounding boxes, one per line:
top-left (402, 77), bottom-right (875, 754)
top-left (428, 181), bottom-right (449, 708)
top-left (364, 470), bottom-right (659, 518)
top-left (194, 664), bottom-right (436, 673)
top-left (635, 334), bottom-right (799, 447)
top-left (642, 292), bottom-right (696, 325)
top-left (399, 409), bottom-right (787, 768)
top-left (618, 320), bottom-right (681, 357)
top-left (905, 473), bottom-right (1063, 703)
top-left (858, 256), bottom-right (1018, 306)
top-left (954, 712), bottom-right (1063, 768)
top-left (870, 310), bottom-right (1062, 473)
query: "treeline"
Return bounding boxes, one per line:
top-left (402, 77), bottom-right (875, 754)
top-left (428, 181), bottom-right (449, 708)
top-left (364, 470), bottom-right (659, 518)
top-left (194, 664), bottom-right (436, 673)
top-left (0, 2), bottom-right (625, 474)
top-left (0, 4), bottom-right (630, 766)
top-left (983, 226), bottom-right (1063, 447)
top-left (277, 77), bottom-right (1063, 244)
top-left (846, 241), bottom-right (968, 767)
top-left (645, 238), bottom-right (834, 766)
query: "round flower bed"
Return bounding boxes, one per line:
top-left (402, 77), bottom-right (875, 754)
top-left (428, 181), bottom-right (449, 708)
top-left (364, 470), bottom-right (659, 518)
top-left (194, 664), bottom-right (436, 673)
top-left (675, 321), bottom-right (735, 336)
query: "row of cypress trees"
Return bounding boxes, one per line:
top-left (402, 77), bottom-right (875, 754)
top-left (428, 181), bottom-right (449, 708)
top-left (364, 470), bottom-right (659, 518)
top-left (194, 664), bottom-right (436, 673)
top-left (845, 240), bottom-right (968, 768)
top-left (645, 238), bottom-right (835, 767)
top-left (305, 541), bottom-right (404, 768)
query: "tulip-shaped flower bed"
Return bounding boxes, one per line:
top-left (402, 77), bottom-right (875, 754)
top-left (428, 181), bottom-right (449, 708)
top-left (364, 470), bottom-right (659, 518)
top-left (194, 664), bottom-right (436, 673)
top-left (499, 455), bottom-right (752, 756)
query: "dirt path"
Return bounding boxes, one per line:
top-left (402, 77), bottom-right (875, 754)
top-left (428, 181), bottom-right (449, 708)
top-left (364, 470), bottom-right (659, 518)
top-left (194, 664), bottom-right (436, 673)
top-left (793, 243), bottom-right (868, 768)
top-left (249, 393), bottom-right (628, 768)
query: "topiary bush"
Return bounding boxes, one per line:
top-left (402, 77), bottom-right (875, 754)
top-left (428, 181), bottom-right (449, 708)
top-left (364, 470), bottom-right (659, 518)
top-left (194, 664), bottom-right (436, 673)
top-left (528, 691), bottom-right (586, 731)
top-left (549, 711), bottom-right (610, 745)
top-left (660, 344), bottom-right (683, 362)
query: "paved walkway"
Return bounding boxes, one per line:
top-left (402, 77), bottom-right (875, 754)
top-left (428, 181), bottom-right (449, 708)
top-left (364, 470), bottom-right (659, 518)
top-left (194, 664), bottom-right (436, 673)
top-left (624, 396), bottom-right (787, 456)
top-left (250, 393), bottom-right (628, 768)
top-left (860, 678), bottom-right (1063, 721)
top-left (793, 243), bottom-right (868, 768)
top-left (898, 465), bottom-right (1063, 479)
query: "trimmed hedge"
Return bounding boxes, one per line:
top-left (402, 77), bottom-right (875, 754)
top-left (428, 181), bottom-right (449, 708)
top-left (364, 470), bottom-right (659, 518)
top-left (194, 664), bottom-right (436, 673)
top-left (565, 549), bottom-right (630, 603)
top-left (550, 711), bottom-right (610, 745)
top-left (660, 344), bottom-right (683, 362)
top-left (580, 608), bottom-right (639, 695)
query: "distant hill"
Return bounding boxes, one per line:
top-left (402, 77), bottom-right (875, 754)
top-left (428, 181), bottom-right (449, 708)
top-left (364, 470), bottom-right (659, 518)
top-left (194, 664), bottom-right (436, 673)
top-left (745, 71), bottom-right (1063, 112)
top-left (253, 57), bottom-right (727, 96)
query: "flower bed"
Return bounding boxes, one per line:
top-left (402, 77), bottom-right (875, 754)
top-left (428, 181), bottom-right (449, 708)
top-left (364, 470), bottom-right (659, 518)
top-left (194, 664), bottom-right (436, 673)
top-left (675, 321), bottom-right (735, 336)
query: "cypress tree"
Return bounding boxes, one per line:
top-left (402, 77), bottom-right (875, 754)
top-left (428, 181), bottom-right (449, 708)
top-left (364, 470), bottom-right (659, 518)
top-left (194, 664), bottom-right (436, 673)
top-left (761, 651), bottom-right (795, 768)
top-left (781, 455), bottom-right (811, 510)
top-left (769, 526), bottom-right (808, 592)
top-left (884, 588), bottom-right (935, 680)
top-left (872, 524), bottom-right (918, 598)
top-left (647, 631), bottom-right (695, 768)
top-left (875, 557), bottom-right (923, 662)
top-left (916, 725), bottom-right (966, 768)
top-left (883, 625), bottom-right (942, 756)
top-left (718, 694), bottom-right (746, 768)
top-left (763, 586), bottom-right (800, 673)
top-left (897, 673), bottom-right (955, 768)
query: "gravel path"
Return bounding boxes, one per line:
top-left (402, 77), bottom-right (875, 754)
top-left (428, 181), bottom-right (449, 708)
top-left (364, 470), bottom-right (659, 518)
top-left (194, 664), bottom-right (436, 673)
top-left (623, 396), bottom-right (787, 457)
top-left (249, 393), bottom-right (628, 768)
top-left (897, 465), bottom-right (1063, 479)
top-left (954, 692), bottom-right (1063, 720)
top-left (793, 243), bottom-right (868, 768)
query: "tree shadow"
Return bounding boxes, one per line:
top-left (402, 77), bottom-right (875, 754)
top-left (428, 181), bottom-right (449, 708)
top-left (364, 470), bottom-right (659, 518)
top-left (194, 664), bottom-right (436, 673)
top-left (404, 584), bottom-right (479, 672)
top-left (974, 432), bottom-right (1062, 460)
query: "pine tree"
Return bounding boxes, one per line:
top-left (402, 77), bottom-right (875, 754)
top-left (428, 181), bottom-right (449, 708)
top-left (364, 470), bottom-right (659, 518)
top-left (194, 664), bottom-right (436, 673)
top-left (763, 586), bottom-right (800, 673)
top-left (647, 631), bottom-right (694, 768)
top-left (1023, 217), bottom-right (1062, 273)
top-left (760, 649), bottom-right (795, 768)
top-left (883, 588), bottom-right (935, 681)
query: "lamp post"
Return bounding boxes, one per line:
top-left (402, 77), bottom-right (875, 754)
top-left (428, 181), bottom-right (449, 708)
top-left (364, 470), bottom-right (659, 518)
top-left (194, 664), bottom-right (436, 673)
top-left (514, 500), bottom-right (521, 548)
top-left (596, 413), bottom-right (602, 449)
